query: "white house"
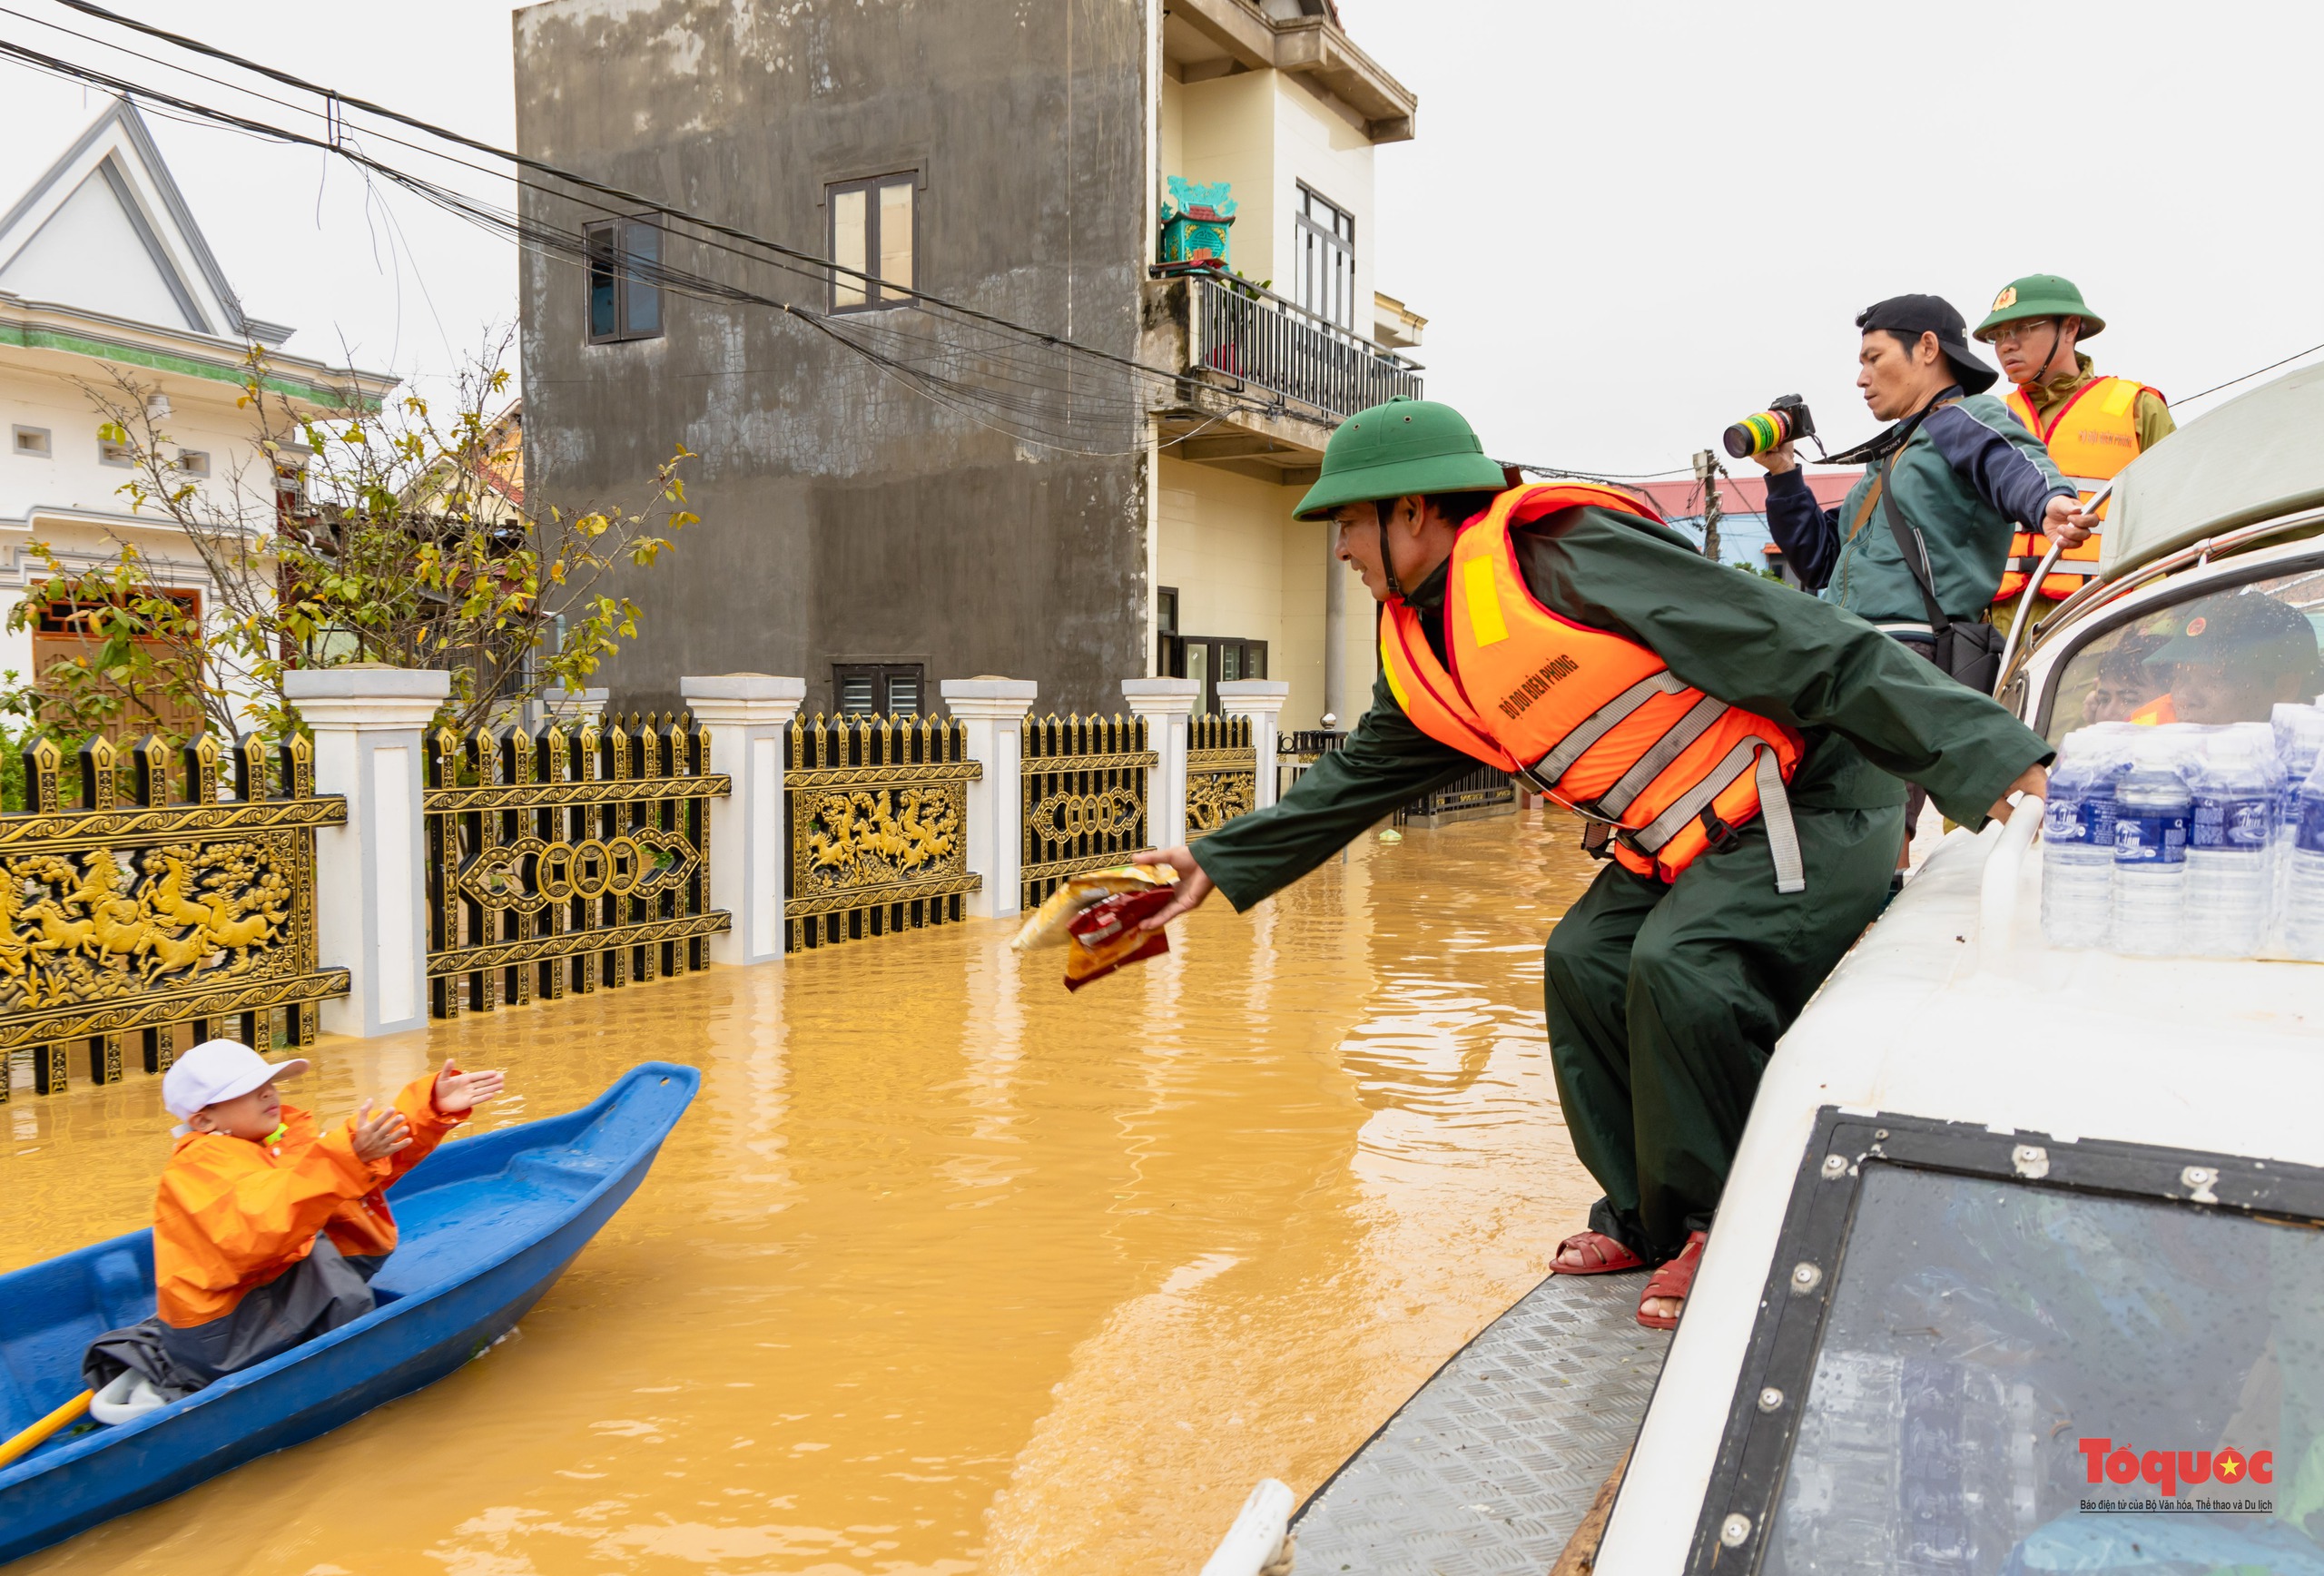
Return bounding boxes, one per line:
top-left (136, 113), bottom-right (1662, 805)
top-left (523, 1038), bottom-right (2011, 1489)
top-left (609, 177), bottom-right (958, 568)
top-left (0, 97), bottom-right (394, 735)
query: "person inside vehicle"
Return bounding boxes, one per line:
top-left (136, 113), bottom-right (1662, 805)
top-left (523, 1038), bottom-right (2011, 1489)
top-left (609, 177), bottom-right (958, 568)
top-left (1757, 295), bottom-right (2084, 860)
top-left (2077, 631), bottom-right (2171, 727)
top-left (1132, 398), bottom-right (2053, 1332)
top-left (2142, 588), bottom-right (2324, 724)
top-left (83, 1039), bottom-right (505, 1399)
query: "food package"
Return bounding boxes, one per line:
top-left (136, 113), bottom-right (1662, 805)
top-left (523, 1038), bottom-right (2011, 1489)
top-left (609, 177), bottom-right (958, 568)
top-left (1063, 885), bottom-right (1175, 991)
top-left (1010, 864), bottom-right (1177, 951)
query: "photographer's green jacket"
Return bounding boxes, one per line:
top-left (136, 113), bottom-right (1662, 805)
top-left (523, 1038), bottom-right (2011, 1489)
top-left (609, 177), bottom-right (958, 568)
top-left (1764, 391), bottom-right (2073, 628)
top-left (1187, 501), bottom-right (2051, 1259)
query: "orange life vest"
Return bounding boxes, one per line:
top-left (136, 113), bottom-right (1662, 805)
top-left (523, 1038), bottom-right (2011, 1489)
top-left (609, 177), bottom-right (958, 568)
top-left (1378, 482), bottom-right (1808, 891)
top-left (1997, 374), bottom-right (2160, 602)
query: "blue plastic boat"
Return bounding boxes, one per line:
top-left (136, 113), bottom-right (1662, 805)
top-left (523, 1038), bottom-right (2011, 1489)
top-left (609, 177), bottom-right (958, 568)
top-left (0, 1060), bottom-right (699, 1563)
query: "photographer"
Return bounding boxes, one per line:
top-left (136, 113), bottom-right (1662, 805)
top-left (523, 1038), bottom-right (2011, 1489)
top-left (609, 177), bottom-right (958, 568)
top-left (1757, 294), bottom-right (2084, 850)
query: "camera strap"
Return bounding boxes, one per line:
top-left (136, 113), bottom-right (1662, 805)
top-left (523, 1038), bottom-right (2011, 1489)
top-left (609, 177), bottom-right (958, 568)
top-left (1878, 449), bottom-right (1952, 640)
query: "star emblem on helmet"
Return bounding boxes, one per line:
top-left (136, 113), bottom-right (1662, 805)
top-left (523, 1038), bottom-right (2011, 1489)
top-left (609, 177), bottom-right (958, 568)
top-left (1993, 285), bottom-right (2018, 310)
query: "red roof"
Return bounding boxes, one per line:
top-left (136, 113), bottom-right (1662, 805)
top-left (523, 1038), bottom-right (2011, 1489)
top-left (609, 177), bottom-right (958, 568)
top-left (1635, 471), bottom-right (1856, 517)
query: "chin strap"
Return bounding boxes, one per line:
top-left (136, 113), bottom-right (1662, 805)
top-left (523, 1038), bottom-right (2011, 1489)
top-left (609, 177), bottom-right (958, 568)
top-left (1376, 512), bottom-right (1406, 605)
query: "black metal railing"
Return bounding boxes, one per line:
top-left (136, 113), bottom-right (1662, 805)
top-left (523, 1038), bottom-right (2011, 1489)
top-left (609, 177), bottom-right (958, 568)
top-left (786, 714), bottom-right (981, 952)
top-left (1394, 762), bottom-right (1515, 826)
top-left (1187, 276), bottom-right (1422, 419)
top-left (425, 714), bottom-right (729, 1016)
top-left (1278, 727), bottom-right (1346, 800)
top-left (1021, 714), bottom-right (1154, 911)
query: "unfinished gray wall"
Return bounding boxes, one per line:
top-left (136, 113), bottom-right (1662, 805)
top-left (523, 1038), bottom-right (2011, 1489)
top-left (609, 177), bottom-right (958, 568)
top-left (515, 0), bottom-right (1152, 719)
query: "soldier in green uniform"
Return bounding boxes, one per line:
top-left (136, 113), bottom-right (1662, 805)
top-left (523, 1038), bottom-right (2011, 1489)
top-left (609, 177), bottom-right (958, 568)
top-left (1137, 399), bottom-right (2052, 1327)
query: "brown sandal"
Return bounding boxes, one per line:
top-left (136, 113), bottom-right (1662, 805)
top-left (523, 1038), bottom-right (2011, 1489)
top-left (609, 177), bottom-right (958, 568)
top-left (1552, 1230), bottom-right (1647, 1276)
top-left (1636, 1231), bottom-right (1708, 1330)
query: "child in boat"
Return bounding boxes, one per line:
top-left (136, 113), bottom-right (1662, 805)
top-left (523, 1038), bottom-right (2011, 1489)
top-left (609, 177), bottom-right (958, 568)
top-left (84, 1039), bottom-right (505, 1397)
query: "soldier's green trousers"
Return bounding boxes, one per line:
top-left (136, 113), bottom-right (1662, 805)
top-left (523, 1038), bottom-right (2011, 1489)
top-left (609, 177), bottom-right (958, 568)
top-left (1541, 801), bottom-right (1903, 1262)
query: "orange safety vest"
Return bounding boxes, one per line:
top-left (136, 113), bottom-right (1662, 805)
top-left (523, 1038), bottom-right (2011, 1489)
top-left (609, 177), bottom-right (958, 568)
top-left (1378, 482), bottom-right (1808, 891)
top-left (1997, 374), bottom-right (2160, 602)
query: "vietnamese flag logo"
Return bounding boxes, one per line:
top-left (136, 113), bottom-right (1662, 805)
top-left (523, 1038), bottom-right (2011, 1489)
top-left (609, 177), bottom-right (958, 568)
top-left (2216, 1448), bottom-right (2248, 1483)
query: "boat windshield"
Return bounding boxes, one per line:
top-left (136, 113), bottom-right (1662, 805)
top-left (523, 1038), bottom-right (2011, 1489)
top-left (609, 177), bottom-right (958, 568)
top-left (2039, 559), bottom-right (2324, 743)
top-left (1763, 1165), bottom-right (2324, 1574)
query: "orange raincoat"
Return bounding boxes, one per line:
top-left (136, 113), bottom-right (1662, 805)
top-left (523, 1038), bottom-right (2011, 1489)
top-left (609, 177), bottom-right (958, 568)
top-left (153, 1072), bottom-right (464, 1328)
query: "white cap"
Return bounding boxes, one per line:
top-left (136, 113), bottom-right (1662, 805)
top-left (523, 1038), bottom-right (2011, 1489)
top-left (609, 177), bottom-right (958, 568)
top-left (162, 1039), bottom-right (312, 1123)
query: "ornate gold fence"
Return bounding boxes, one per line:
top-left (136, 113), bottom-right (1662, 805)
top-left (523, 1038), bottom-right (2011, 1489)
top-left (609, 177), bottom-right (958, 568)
top-left (1020, 714), bottom-right (1155, 910)
top-left (786, 714), bottom-right (981, 951)
top-left (1186, 714), bottom-right (1256, 842)
top-left (1, 732), bottom-right (347, 1100)
top-left (425, 714), bottom-right (730, 1017)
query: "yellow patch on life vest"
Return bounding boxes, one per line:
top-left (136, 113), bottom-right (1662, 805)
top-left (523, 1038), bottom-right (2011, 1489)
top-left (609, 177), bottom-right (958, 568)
top-left (1462, 557), bottom-right (1509, 646)
top-left (1380, 632), bottom-right (1413, 711)
top-left (2098, 379), bottom-right (2139, 416)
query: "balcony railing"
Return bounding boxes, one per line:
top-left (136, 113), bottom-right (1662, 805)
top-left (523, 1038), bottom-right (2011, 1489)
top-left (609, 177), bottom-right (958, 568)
top-left (1182, 273), bottom-right (1422, 420)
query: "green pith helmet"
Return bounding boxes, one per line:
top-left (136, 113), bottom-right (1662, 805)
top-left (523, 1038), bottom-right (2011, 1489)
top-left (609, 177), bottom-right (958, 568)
top-left (1974, 273), bottom-right (2106, 342)
top-left (1293, 397), bottom-right (1507, 520)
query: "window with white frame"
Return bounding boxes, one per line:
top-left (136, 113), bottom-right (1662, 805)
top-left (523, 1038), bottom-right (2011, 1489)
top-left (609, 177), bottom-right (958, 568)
top-left (1295, 185), bottom-right (1356, 330)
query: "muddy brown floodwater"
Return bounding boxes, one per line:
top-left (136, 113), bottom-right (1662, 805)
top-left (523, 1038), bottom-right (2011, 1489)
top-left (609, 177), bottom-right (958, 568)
top-left (1, 811), bottom-right (1604, 1575)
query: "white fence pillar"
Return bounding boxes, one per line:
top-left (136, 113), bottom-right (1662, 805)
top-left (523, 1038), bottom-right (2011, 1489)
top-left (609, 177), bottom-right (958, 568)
top-left (1216, 679), bottom-right (1290, 810)
top-left (681, 674), bottom-right (804, 967)
top-left (1122, 677), bottom-right (1200, 848)
top-left (942, 677), bottom-right (1037, 921)
top-left (286, 665), bottom-right (448, 1039)
top-left (526, 683), bottom-right (607, 732)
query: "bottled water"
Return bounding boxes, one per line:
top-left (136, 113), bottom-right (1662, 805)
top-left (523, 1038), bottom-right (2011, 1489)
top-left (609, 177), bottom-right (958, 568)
top-left (2289, 758), bottom-right (2324, 963)
top-left (2041, 729), bottom-right (2132, 948)
top-left (2183, 732), bottom-right (2278, 957)
top-left (2272, 705), bottom-right (2324, 949)
top-left (2111, 739), bottom-right (2193, 955)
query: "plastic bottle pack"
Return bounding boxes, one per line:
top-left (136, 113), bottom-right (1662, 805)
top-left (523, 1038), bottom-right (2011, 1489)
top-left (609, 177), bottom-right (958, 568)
top-left (2183, 727), bottom-right (2280, 957)
top-left (2109, 731), bottom-right (2198, 956)
top-left (2040, 724), bottom-right (2134, 949)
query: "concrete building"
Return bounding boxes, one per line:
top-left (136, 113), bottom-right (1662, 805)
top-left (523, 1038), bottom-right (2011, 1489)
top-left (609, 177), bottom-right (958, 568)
top-left (0, 98), bottom-right (394, 734)
top-left (514, 0), bottom-right (1421, 724)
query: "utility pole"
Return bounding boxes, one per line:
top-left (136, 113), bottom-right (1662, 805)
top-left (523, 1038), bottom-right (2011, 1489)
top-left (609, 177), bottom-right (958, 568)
top-left (1692, 449), bottom-right (1724, 566)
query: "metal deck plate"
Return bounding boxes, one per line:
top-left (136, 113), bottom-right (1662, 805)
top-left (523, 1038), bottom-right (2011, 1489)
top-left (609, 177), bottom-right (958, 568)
top-left (1291, 1270), bottom-right (1670, 1574)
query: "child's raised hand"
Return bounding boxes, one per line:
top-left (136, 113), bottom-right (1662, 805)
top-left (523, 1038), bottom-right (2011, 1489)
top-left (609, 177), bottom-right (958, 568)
top-left (350, 1099), bottom-right (412, 1163)
top-left (433, 1060), bottom-right (506, 1114)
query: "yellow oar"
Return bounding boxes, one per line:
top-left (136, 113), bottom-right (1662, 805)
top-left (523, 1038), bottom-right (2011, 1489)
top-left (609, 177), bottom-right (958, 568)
top-left (0, 1390), bottom-right (92, 1470)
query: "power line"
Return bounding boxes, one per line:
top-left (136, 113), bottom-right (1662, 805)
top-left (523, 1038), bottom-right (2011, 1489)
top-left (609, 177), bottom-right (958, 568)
top-left (2173, 339), bottom-right (2324, 407)
top-left (37, 0), bottom-right (1219, 397)
top-left (0, 27), bottom-right (1226, 453)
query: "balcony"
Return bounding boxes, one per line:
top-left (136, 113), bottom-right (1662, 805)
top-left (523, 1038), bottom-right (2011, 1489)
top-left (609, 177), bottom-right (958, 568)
top-left (1141, 271), bottom-right (1423, 482)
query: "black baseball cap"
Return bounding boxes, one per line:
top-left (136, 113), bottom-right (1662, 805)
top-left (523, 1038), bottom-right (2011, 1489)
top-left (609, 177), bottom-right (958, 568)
top-left (1856, 294), bottom-right (1999, 395)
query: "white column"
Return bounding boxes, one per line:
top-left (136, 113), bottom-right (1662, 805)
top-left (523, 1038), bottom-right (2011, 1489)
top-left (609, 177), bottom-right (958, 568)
top-left (681, 674), bottom-right (804, 968)
top-left (1122, 676), bottom-right (1199, 849)
top-left (1216, 678), bottom-right (1290, 810)
top-left (286, 665), bottom-right (448, 1039)
top-left (941, 677), bottom-right (1038, 921)
top-left (528, 683), bottom-right (607, 731)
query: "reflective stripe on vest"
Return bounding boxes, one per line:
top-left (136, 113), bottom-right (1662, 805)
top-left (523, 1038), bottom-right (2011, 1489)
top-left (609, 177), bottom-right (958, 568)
top-left (1376, 482), bottom-right (1807, 892)
top-left (1997, 375), bottom-right (2160, 602)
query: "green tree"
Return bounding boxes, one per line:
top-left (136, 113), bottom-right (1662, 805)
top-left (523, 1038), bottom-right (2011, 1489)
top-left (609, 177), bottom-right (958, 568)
top-left (7, 333), bottom-right (695, 745)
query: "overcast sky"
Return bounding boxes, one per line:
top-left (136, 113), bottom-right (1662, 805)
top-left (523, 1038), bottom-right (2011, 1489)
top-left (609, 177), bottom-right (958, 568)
top-left (1, 0), bottom-right (2318, 476)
